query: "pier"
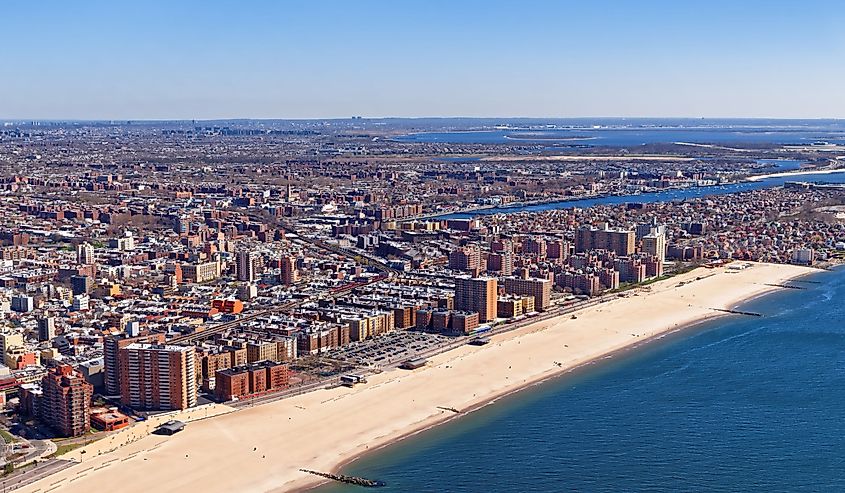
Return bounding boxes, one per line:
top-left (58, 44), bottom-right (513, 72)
top-left (764, 283), bottom-right (807, 290)
top-left (300, 469), bottom-right (385, 488)
top-left (711, 308), bottom-right (762, 317)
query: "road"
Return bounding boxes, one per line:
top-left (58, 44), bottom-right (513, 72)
top-left (1, 459), bottom-right (74, 492)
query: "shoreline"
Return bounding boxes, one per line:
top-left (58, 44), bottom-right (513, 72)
top-left (747, 167), bottom-right (845, 181)
top-left (12, 263), bottom-right (820, 493)
top-left (315, 310), bottom-right (736, 491)
top-left (314, 269), bottom-right (819, 490)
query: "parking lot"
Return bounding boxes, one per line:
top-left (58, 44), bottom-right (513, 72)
top-left (327, 330), bottom-right (459, 369)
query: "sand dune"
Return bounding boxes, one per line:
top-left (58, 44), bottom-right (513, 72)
top-left (15, 262), bottom-right (815, 493)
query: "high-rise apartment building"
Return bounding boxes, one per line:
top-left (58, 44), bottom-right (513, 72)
top-left (449, 246), bottom-right (481, 273)
top-left (37, 316), bottom-right (56, 342)
top-left (503, 277), bottom-right (552, 311)
top-left (246, 340), bottom-right (278, 363)
top-left (641, 232), bottom-right (667, 262)
top-left (575, 225), bottom-right (636, 256)
top-left (236, 250), bottom-right (261, 282)
top-left (523, 238), bottom-right (547, 257)
top-left (558, 271), bottom-right (602, 296)
top-left (214, 361), bottom-right (290, 401)
top-left (487, 251), bottom-right (514, 276)
top-left (280, 255), bottom-right (299, 285)
top-left (454, 276), bottom-right (498, 323)
top-left (0, 331), bottom-right (23, 361)
top-left (71, 275), bottom-right (93, 295)
top-left (10, 295), bottom-right (34, 313)
top-left (42, 365), bottom-right (93, 437)
top-left (546, 240), bottom-right (570, 261)
top-left (76, 242), bottom-right (94, 265)
top-left (119, 343), bottom-right (197, 411)
top-left (614, 257), bottom-right (647, 283)
top-left (103, 332), bottom-right (166, 396)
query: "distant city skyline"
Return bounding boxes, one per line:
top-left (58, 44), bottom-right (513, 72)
top-left (3, 0), bottom-right (844, 120)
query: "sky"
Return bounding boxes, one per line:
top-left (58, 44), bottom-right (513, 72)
top-left (2, 0), bottom-right (844, 120)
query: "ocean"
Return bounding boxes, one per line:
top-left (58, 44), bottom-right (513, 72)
top-left (394, 123), bottom-right (845, 146)
top-left (316, 266), bottom-right (845, 492)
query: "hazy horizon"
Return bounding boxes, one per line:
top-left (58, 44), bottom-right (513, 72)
top-left (3, 116), bottom-right (844, 124)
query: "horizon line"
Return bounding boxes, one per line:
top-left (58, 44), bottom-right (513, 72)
top-left (3, 115), bottom-right (845, 123)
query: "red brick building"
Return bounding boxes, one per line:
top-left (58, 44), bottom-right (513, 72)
top-left (214, 361), bottom-right (291, 401)
top-left (215, 370), bottom-right (249, 401)
top-left (451, 311), bottom-right (480, 335)
top-left (42, 365), bottom-right (93, 437)
top-left (248, 366), bottom-right (268, 393)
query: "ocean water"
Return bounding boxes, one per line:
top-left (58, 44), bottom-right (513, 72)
top-left (316, 267), bottom-right (845, 493)
top-left (395, 126), bottom-right (845, 146)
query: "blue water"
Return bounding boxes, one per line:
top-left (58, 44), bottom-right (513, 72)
top-left (317, 267), bottom-right (845, 493)
top-left (396, 127), bottom-right (845, 146)
top-left (433, 157), bottom-right (803, 168)
top-left (438, 168), bottom-right (845, 219)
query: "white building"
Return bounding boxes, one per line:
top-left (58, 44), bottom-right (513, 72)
top-left (791, 248), bottom-right (815, 265)
top-left (72, 295), bottom-right (90, 311)
top-left (76, 242), bottom-right (95, 265)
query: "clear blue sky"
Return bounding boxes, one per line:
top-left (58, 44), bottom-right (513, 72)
top-left (2, 0), bottom-right (844, 119)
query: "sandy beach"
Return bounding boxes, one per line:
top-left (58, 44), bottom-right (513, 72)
top-left (747, 167), bottom-right (845, 181)
top-left (13, 262), bottom-right (816, 493)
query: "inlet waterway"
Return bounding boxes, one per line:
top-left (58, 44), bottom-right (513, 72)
top-left (438, 165), bottom-right (845, 219)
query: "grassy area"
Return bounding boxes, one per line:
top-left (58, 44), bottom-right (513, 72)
top-left (53, 443), bottom-right (79, 456)
top-left (639, 274), bottom-right (673, 286)
top-left (0, 428), bottom-right (18, 444)
top-left (52, 440), bottom-right (94, 457)
top-left (605, 264), bottom-right (702, 295)
top-left (606, 277), bottom-right (669, 294)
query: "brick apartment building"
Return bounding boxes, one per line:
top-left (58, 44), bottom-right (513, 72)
top-left (215, 361), bottom-right (291, 401)
top-left (119, 343), bottom-right (197, 411)
top-left (42, 364), bottom-right (93, 437)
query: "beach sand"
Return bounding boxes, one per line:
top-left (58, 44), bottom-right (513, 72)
top-left (14, 262), bottom-right (816, 493)
top-left (747, 167), bottom-right (845, 181)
